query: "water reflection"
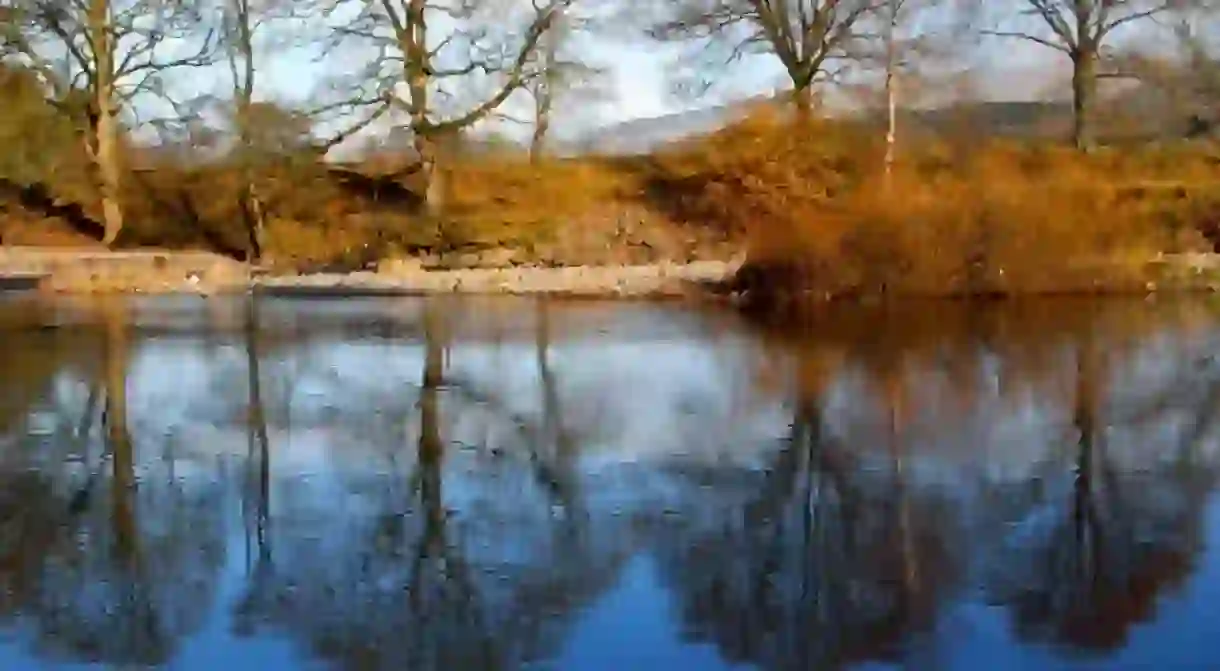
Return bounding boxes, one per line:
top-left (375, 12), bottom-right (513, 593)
top-left (1, 296), bottom-right (1220, 669)
top-left (0, 297), bottom-right (226, 666)
top-left (985, 335), bottom-right (1214, 654)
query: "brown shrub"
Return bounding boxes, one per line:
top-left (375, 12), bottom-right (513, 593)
top-left (440, 156), bottom-right (637, 251)
top-left (644, 110), bottom-right (879, 238)
top-left (653, 112), bottom-right (1219, 302)
top-left (121, 159), bottom-right (412, 268)
top-left (101, 152), bottom-right (669, 269)
top-left (8, 104), bottom-right (1220, 287)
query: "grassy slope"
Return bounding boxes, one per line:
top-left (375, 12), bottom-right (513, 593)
top-left (3, 98), bottom-right (1219, 290)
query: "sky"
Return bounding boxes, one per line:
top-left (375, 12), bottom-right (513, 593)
top-left (121, 0), bottom-right (1181, 150)
top-left (245, 22), bottom-right (1059, 150)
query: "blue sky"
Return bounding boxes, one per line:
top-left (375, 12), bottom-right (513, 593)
top-left (139, 0), bottom-right (1180, 149)
top-left (245, 31), bottom-right (1060, 149)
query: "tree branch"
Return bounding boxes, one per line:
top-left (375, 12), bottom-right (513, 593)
top-left (979, 28), bottom-right (1071, 53)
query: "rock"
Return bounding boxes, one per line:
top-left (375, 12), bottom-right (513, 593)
top-left (378, 257), bottom-right (426, 276)
top-left (456, 253), bottom-right (485, 269)
top-left (530, 244), bottom-right (559, 267)
top-left (478, 247), bottom-right (520, 268)
top-left (432, 253), bottom-right (482, 270)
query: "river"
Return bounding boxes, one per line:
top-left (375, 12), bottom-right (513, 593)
top-left (1, 294), bottom-right (1219, 670)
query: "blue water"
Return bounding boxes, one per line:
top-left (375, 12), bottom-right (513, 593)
top-left (1, 294), bottom-right (1219, 670)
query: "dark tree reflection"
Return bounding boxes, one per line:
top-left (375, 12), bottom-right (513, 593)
top-left (653, 377), bottom-right (959, 670)
top-left (986, 335), bottom-right (1216, 653)
top-left (0, 301), bottom-right (100, 439)
top-left (3, 295), bottom-right (1220, 669)
top-left (239, 295), bottom-right (273, 592)
top-left (231, 298), bottom-right (629, 671)
top-left (0, 298), bottom-right (227, 666)
top-left (654, 301), bottom-right (1220, 670)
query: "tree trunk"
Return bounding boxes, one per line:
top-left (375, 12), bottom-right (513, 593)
top-left (241, 181), bottom-right (266, 263)
top-left (883, 3), bottom-right (899, 182)
top-left (793, 84), bottom-right (814, 124)
top-left (1071, 49), bottom-right (1098, 152)
top-left (530, 102), bottom-right (551, 165)
top-left (404, 0), bottom-right (443, 215)
top-left (237, 97), bottom-right (266, 261)
top-left (415, 132), bottom-right (444, 213)
top-left (95, 113), bottom-right (124, 247)
top-left (232, 0), bottom-right (265, 263)
top-left (531, 24), bottom-right (559, 165)
top-left (90, 0), bottom-right (124, 247)
top-left (884, 63), bottom-right (897, 181)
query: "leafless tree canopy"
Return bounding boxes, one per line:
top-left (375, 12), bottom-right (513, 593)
top-left (972, 0), bottom-right (1201, 149)
top-left (0, 0), bottom-right (216, 244)
top-left (0, 0), bottom-right (213, 111)
top-left (980, 0), bottom-right (1186, 55)
top-left (302, 0), bottom-right (577, 209)
top-left (524, 7), bottom-right (609, 160)
top-left (310, 0), bottom-right (575, 138)
top-left (646, 0), bottom-right (883, 107)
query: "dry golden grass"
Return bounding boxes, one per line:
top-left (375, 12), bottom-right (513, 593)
top-left (6, 107), bottom-right (1220, 289)
top-left (666, 112), bottom-right (1220, 301)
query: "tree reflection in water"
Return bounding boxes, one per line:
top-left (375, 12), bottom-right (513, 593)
top-left (0, 297), bottom-right (1219, 669)
top-left (238, 294), bottom-right (274, 601)
top-left (986, 333), bottom-right (1217, 654)
top-left (230, 298), bottom-right (629, 671)
top-left (647, 301), bottom-right (1220, 669)
top-left (652, 355), bottom-right (957, 670)
top-left (0, 297), bottom-right (227, 666)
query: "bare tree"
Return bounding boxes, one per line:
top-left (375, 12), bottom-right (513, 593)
top-left (645, 0), bottom-right (882, 117)
top-left (873, 0), bottom-right (948, 179)
top-left (0, 0), bottom-right (215, 245)
top-left (883, 0), bottom-right (901, 176)
top-left (1165, 16), bottom-right (1220, 137)
top-left (525, 8), bottom-right (607, 162)
top-left (224, 0), bottom-right (263, 261)
top-left (1111, 15), bottom-right (1220, 138)
top-left (309, 0), bottom-right (577, 214)
top-left (529, 24), bottom-right (563, 162)
top-left (221, 0), bottom-right (295, 262)
top-left (974, 0), bottom-right (1195, 151)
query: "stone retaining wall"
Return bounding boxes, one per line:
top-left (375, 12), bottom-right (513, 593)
top-left (0, 246), bottom-right (742, 297)
top-left (0, 247), bottom-right (250, 293)
top-left (258, 260), bottom-right (740, 297)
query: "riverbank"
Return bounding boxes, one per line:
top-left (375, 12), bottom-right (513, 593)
top-left (8, 116), bottom-right (1220, 305)
top-left (7, 247), bottom-right (1220, 302)
top-left (727, 252), bottom-right (1220, 312)
top-left (256, 260), bottom-right (741, 298)
top-left (0, 246), bottom-right (743, 298)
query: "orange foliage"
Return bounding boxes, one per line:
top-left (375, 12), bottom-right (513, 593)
top-left (653, 112), bottom-right (1220, 301)
top-left (6, 104), bottom-right (1220, 287)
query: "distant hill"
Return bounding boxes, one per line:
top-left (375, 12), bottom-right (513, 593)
top-left (558, 103), bottom-right (753, 156)
top-left (900, 101), bottom-right (1074, 138)
top-left (561, 99), bottom-right (1078, 155)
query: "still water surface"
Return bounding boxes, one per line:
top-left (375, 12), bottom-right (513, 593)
top-left (2, 294), bottom-right (1220, 670)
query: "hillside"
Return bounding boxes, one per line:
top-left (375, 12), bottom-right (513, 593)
top-left (568, 78), bottom-right (1205, 154)
top-left (566, 100), bottom-right (1078, 156)
top-left (560, 103), bottom-right (756, 156)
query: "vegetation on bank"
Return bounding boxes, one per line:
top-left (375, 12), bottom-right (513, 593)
top-left (704, 113), bottom-right (1220, 304)
top-left (5, 104), bottom-right (1220, 303)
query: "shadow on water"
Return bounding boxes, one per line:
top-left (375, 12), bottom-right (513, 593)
top-left (1, 295), bottom-right (1220, 669)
